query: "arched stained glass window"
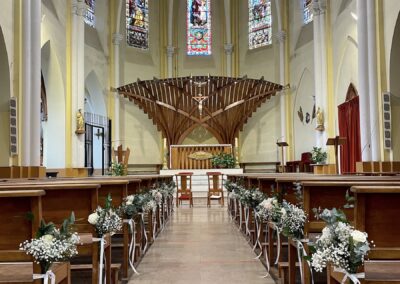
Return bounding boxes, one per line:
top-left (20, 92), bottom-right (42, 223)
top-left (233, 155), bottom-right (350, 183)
top-left (126, 0), bottom-right (149, 50)
top-left (248, 0), bottom-right (272, 49)
top-left (303, 0), bottom-right (313, 24)
top-left (84, 0), bottom-right (96, 27)
top-left (187, 0), bottom-right (211, 56)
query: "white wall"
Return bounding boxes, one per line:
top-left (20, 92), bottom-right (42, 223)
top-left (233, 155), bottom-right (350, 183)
top-left (0, 27), bottom-right (10, 166)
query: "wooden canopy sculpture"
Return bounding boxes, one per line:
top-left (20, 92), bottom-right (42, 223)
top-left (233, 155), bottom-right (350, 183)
top-left (117, 75), bottom-right (284, 145)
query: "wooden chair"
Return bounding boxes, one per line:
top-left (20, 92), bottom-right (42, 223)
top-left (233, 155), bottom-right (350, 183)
top-left (175, 172), bottom-right (193, 207)
top-left (0, 189), bottom-right (71, 284)
top-left (206, 172), bottom-right (224, 207)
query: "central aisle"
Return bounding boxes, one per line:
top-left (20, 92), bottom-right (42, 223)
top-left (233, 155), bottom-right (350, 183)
top-left (129, 206), bottom-right (275, 284)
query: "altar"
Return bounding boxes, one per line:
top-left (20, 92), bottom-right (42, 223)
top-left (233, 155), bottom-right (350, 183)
top-left (169, 144), bottom-right (233, 170)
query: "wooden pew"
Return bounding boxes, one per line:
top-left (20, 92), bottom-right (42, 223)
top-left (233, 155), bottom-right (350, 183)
top-left (0, 183), bottom-right (108, 284)
top-left (0, 189), bottom-right (70, 284)
top-left (326, 186), bottom-right (400, 284)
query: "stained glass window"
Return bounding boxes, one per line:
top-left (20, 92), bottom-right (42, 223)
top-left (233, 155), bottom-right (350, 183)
top-left (84, 0), bottom-right (96, 27)
top-left (303, 0), bottom-right (313, 24)
top-left (248, 0), bottom-right (272, 49)
top-left (187, 0), bottom-right (212, 56)
top-left (126, 0), bottom-right (149, 50)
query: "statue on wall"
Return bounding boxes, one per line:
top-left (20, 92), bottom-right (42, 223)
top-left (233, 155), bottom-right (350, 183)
top-left (315, 107), bottom-right (325, 131)
top-left (75, 109), bottom-right (85, 134)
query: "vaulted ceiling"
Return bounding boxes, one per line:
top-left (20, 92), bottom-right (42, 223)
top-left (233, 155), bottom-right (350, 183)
top-left (117, 76), bottom-right (284, 145)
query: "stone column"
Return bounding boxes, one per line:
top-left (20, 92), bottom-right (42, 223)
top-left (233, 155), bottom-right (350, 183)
top-left (367, 0), bottom-right (380, 160)
top-left (71, 0), bottom-right (86, 168)
top-left (112, 33), bottom-right (123, 145)
top-left (30, 0), bottom-right (42, 166)
top-left (313, 0), bottom-right (328, 148)
top-left (166, 46), bottom-right (175, 78)
top-left (224, 0), bottom-right (233, 77)
top-left (356, 0), bottom-right (371, 160)
top-left (167, 0), bottom-right (174, 78)
top-left (21, 0), bottom-right (31, 166)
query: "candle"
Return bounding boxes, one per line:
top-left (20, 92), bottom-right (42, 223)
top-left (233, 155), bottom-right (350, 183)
top-left (235, 138), bottom-right (238, 147)
top-left (163, 138), bottom-right (167, 149)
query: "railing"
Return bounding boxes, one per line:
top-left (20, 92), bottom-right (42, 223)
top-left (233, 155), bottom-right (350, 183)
top-left (170, 144), bottom-right (232, 170)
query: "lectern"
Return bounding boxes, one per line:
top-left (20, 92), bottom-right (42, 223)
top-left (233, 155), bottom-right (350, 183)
top-left (277, 142), bottom-right (289, 173)
top-left (326, 136), bottom-right (346, 174)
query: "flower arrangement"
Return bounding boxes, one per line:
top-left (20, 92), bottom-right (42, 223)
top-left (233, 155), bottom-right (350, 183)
top-left (211, 152), bottom-right (235, 168)
top-left (256, 197), bottom-right (277, 221)
top-left (156, 181), bottom-right (176, 199)
top-left (311, 147), bottom-right (327, 164)
top-left (280, 201), bottom-right (307, 240)
top-left (88, 194), bottom-right (123, 236)
top-left (309, 208), bottom-right (371, 275)
top-left (110, 162), bottom-right (126, 176)
top-left (20, 213), bottom-right (80, 273)
top-left (236, 188), bottom-right (265, 209)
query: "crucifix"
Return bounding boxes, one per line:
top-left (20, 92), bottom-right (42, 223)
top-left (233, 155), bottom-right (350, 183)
top-left (192, 93), bottom-right (208, 116)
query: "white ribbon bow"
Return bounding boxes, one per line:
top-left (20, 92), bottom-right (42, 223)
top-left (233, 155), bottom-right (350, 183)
top-left (253, 211), bottom-right (263, 254)
top-left (244, 207), bottom-right (251, 236)
top-left (33, 270), bottom-right (56, 284)
top-left (262, 222), bottom-right (270, 278)
top-left (123, 219), bottom-right (139, 275)
top-left (93, 236), bottom-right (106, 284)
top-left (333, 267), bottom-right (365, 284)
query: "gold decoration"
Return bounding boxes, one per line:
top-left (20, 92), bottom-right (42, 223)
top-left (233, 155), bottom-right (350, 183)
top-left (75, 109), bottom-right (85, 134)
top-left (315, 107), bottom-right (325, 132)
top-left (188, 151), bottom-right (213, 160)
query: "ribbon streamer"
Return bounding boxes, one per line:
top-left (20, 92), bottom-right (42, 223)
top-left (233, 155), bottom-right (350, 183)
top-left (261, 222), bottom-right (271, 278)
top-left (253, 211), bottom-right (263, 253)
top-left (333, 267), bottom-right (365, 284)
top-left (295, 239), bottom-right (314, 284)
top-left (271, 222), bottom-right (281, 265)
top-left (123, 219), bottom-right (139, 275)
top-left (152, 208), bottom-right (157, 241)
top-left (33, 270), bottom-right (56, 284)
top-left (93, 236), bottom-right (106, 284)
top-left (238, 203), bottom-right (243, 231)
top-left (244, 207), bottom-right (251, 236)
top-left (140, 213), bottom-right (149, 252)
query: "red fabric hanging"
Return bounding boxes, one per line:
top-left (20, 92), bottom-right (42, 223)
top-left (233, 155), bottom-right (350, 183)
top-left (338, 96), bottom-right (361, 173)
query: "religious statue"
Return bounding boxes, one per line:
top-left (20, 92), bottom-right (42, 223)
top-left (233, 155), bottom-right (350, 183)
top-left (315, 107), bottom-right (325, 131)
top-left (75, 109), bottom-right (85, 134)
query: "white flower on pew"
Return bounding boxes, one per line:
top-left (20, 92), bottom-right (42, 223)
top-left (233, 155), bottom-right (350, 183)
top-left (42, 234), bottom-right (54, 243)
top-left (351, 230), bottom-right (367, 244)
top-left (309, 208), bottom-right (371, 275)
top-left (88, 213), bottom-right (99, 225)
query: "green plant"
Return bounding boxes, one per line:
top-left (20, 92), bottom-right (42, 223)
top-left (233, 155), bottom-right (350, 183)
top-left (211, 152), bottom-right (235, 168)
top-left (311, 147), bottom-right (327, 164)
top-left (111, 162), bottom-right (125, 176)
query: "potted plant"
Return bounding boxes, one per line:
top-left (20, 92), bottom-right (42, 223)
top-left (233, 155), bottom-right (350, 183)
top-left (211, 152), bottom-right (235, 168)
top-left (311, 147), bottom-right (327, 164)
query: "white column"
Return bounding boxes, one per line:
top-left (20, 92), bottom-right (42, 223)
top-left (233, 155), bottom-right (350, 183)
top-left (167, 0), bottom-right (174, 78)
top-left (224, 0), bottom-right (233, 77)
top-left (313, 0), bottom-right (325, 148)
top-left (113, 33), bottom-right (123, 145)
top-left (367, 0), bottom-right (380, 160)
top-left (71, 0), bottom-right (86, 168)
top-left (357, 0), bottom-right (371, 160)
top-left (21, 0), bottom-right (31, 166)
top-left (276, 30), bottom-right (287, 143)
top-left (166, 46), bottom-right (175, 78)
top-left (30, 0), bottom-right (42, 166)
top-left (318, 0), bottom-right (328, 147)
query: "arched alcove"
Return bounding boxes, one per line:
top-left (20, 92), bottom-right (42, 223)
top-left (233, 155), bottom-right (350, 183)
top-left (390, 12), bottom-right (400, 160)
top-left (85, 71), bottom-right (107, 117)
top-left (41, 40), bottom-right (66, 168)
top-left (0, 27), bottom-right (11, 166)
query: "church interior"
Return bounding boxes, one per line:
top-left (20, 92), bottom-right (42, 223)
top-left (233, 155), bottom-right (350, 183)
top-left (1, 0), bottom-right (400, 283)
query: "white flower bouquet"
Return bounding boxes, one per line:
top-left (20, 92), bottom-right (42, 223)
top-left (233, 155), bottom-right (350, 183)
top-left (256, 197), bottom-right (277, 221)
top-left (20, 213), bottom-right (80, 273)
top-left (309, 208), bottom-right (371, 276)
top-left (237, 188), bottom-right (265, 209)
top-left (88, 194), bottom-right (122, 236)
top-left (280, 201), bottom-right (307, 240)
top-left (155, 181), bottom-right (176, 199)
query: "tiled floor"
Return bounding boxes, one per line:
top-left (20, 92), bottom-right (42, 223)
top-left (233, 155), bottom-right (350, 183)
top-left (128, 205), bottom-right (275, 284)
